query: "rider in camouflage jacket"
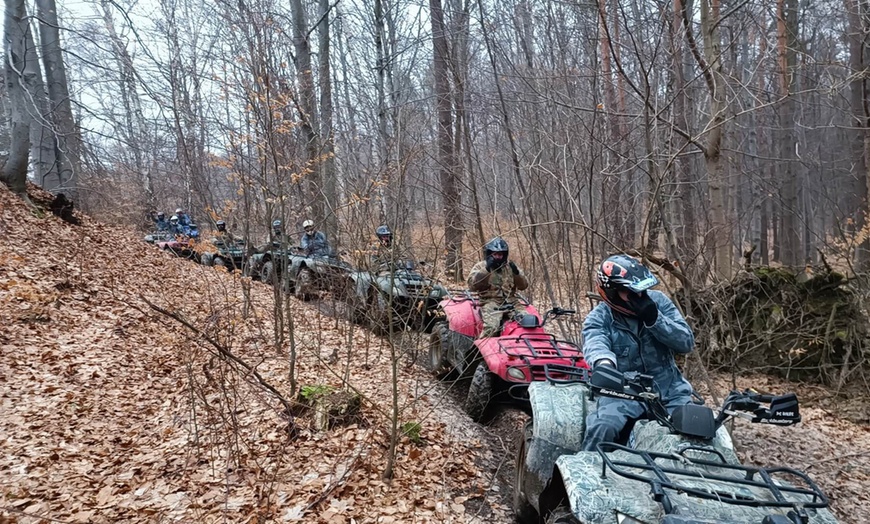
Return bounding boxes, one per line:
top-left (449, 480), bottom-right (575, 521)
top-left (467, 237), bottom-right (529, 337)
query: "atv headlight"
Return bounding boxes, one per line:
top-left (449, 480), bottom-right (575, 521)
top-left (506, 367), bottom-right (526, 381)
top-left (615, 512), bottom-right (648, 524)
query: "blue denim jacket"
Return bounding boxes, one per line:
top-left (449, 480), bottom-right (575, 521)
top-left (583, 290), bottom-right (694, 403)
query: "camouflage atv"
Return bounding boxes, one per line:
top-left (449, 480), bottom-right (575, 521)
top-left (514, 366), bottom-right (839, 524)
top-left (246, 243), bottom-right (353, 300)
top-left (144, 231), bottom-right (174, 244)
top-left (200, 238), bottom-right (247, 271)
top-left (346, 260), bottom-right (448, 335)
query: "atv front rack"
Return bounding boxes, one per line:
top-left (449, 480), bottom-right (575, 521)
top-left (498, 333), bottom-right (584, 360)
top-left (597, 443), bottom-right (829, 517)
top-left (498, 335), bottom-right (586, 382)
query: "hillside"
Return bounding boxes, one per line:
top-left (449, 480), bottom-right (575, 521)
top-left (0, 186), bottom-right (516, 523)
top-left (2, 185), bottom-right (870, 523)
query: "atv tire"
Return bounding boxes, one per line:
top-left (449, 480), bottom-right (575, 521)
top-left (545, 505), bottom-right (579, 524)
top-left (200, 252), bottom-right (214, 266)
top-left (513, 419), bottom-right (538, 523)
top-left (294, 268), bottom-right (315, 301)
top-left (261, 261), bottom-right (277, 286)
top-left (213, 256), bottom-right (227, 269)
top-left (427, 322), bottom-right (452, 378)
top-left (465, 361), bottom-right (495, 423)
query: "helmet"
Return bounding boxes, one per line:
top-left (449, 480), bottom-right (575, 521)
top-left (302, 219), bottom-right (314, 231)
top-left (170, 215), bottom-right (179, 224)
top-left (157, 211), bottom-right (165, 219)
top-left (376, 225), bottom-right (392, 246)
top-left (596, 254), bottom-right (659, 316)
top-left (272, 219), bottom-right (283, 233)
top-left (216, 220), bottom-right (226, 232)
top-left (175, 208), bottom-right (183, 214)
top-left (483, 237), bottom-right (509, 270)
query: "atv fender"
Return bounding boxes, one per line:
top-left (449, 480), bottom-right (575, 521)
top-left (525, 382), bottom-right (590, 510)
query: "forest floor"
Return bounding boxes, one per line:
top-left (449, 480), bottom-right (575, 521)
top-left (1, 184), bottom-right (869, 523)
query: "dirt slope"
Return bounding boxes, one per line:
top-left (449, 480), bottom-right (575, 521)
top-left (0, 186), bottom-right (514, 523)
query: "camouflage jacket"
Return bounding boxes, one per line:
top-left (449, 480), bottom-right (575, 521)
top-left (583, 290), bottom-right (694, 402)
top-left (467, 260), bottom-right (528, 301)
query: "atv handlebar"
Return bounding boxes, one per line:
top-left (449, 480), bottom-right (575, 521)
top-left (581, 369), bottom-right (802, 436)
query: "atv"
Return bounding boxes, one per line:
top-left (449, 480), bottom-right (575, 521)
top-left (152, 233), bottom-right (198, 260)
top-left (346, 259), bottom-right (448, 335)
top-left (513, 366), bottom-right (839, 524)
top-left (200, 238), bottom-right (247, 271)
top-left (246, 243), bottom-right (353, 300)
top-left (144, 231), bottom-right (174, 244)
top-left (428, 295), bottom-right (588, 423)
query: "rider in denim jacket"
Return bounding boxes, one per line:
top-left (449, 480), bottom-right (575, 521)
top-left (582, 254), bottom-right (695, 452)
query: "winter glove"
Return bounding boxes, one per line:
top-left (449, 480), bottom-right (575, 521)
top-left (590, 361), bottom-right (623, 391)
top-left (508, 261), bottom-right (519, 275)
top-left (485, 255), bottom-right (506, 272)
top-left (629, 292), bottom-right (659, 327)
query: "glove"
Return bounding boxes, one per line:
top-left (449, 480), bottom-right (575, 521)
top-left (485, 256), bottom-right (504, 272)
top-left (508, 261), bottom-right (519, 275)
top-left (590, 361), bottom-right (622, 391)
top-left (629, 292), bottom-right (658, 327)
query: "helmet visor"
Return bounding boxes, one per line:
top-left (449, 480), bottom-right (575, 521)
top-left (626, 274), bottom-right (659, 293)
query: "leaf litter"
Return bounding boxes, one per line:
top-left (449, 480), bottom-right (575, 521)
top-left (1, 184), bottom-right (868, 522)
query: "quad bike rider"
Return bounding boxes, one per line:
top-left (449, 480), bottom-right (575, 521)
top-left (582, 254), bottom-right (694, 452)
top-left (511, 257), bottom-right (838, 523)
top-left (430, 237), bottom-right (587, 422)
top-left (468, 237), bottom-right (529, 337)
top-left (144, 211), bottom-right (173, 244)
top-left (300, 219), bottom-right (331, 257)
top-left (200, 220), bottom-right (246, 271)
top-left (347, 225), bottom-right (447, 334)
top-left (154, 215), bottom-right (196, 258)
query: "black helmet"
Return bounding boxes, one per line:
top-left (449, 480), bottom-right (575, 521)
top-left (216, 220), bottom-right (226, 232)
top-left (376, 225), bottom-right (392, 246)
top-left (483, 237), bottom-right (509, 270)
top-left (596, 254), bottom-right (659, 316)
top-left (157, 211), bottom-right (165, 220)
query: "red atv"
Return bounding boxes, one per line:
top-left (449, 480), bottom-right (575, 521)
top-left (428, 294), bottom-right (589, 422)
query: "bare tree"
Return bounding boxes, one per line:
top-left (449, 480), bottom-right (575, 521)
top-left (36, 0), bottom-right (79, 197)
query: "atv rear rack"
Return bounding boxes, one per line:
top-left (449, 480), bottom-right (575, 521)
top-left (597, 443), bottom-right (829, 516)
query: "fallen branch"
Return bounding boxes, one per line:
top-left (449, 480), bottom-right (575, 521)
top-left (139, 295), bottom-right (299, 437)
top-left (804, 450), bottom-right (870, 469)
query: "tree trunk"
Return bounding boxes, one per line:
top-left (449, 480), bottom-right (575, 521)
top-left (431, 0), bottom-right (463, 280)
top-left (318, 0), bottom-right (337, 242)
top-left (36, 0), bottom-right (79, 197)
top-left (845, 0), bottom-right (870, 267)
top-left (698, 0), bottom-right (731, 278)
top-left (1, 0), bottom-right (31, 194)
top-left (290, 0), bottom-right (324, 225)
top-left (778, 0), bottom-right (801, 267)
top-left (18, 4), bottom-right (57, 192)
